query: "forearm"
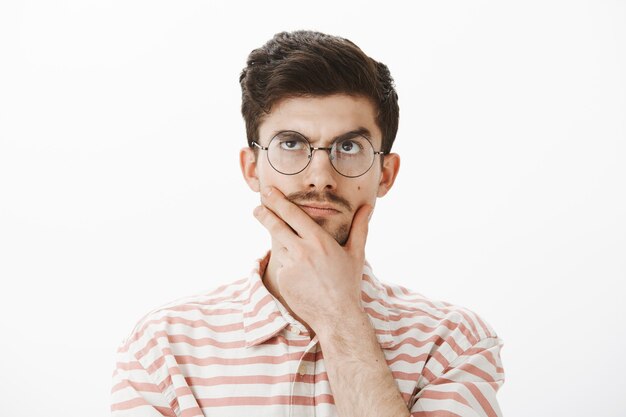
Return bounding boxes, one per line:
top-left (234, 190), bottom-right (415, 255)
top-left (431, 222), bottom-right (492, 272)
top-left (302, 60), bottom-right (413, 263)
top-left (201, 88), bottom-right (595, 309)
top-left (317, 307), bottom-right (410, 417)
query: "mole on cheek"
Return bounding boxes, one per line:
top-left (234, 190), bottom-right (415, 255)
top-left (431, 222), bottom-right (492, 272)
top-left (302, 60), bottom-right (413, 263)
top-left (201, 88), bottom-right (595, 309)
top-left (358, 186), bottom-right (361, 191)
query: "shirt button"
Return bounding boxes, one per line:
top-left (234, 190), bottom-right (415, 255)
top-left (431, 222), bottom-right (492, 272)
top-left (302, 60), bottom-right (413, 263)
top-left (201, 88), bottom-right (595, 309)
top-left (297, 363), bottom-right (307, 376)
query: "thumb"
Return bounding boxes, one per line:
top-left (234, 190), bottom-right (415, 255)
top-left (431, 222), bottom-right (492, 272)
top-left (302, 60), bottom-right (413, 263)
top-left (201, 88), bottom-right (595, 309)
top-left (346, 204), bottom-right (373, 254)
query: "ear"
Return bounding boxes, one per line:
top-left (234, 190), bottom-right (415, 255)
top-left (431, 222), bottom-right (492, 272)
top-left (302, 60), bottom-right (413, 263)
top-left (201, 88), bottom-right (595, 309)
top-left (377, 153), bottom-right (400, 197)
top-left (240, 147), bottom-right (260, 192)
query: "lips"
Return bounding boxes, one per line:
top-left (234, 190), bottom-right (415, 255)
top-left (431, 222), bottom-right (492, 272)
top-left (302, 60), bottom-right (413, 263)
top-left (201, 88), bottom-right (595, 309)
top-left (297, 203), bottom-right (341, 217)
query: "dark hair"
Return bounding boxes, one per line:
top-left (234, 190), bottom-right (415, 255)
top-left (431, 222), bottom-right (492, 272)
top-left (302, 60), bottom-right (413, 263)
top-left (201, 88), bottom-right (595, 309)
top-left (239, 30), bottom-right (399, 153)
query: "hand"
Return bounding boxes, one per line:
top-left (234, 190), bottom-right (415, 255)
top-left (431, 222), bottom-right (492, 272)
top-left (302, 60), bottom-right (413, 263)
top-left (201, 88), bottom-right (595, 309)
top-left (253, 186), bottom-right (373, 335)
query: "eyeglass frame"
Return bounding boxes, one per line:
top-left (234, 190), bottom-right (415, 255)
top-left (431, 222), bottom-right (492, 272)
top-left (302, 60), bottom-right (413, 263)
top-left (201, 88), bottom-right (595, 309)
top-left (250, 130), bottom-right (387, 178)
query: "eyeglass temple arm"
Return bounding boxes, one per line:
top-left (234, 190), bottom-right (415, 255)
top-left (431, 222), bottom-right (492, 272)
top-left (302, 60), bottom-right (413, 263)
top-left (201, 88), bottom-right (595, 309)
top-left (250, 141), bottom-right (269, 151)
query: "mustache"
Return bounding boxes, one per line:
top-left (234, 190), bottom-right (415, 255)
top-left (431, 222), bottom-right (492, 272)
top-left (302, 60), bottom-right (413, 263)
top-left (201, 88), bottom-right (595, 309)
top-left (286, 190), bottom-right (352, 212)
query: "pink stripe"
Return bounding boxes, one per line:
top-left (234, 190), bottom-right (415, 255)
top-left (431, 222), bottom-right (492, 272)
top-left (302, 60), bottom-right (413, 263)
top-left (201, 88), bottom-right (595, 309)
top-left (421, 367), bottom-right (438, 384)
top-left (156, 330), bottom-right (246, 349)
top-left (144, 330), bottom-right (308, 349)
top-left (245, 310), bottom-right (283, 332)
top-left (111, 379), bottom-right (161, 394)
top-left (173, 350), bottom-right (314, 367)
top-left (174, 385), bottom-right (195, 397)
top-left (195, 394), bottom-right (335, 407)
top-left (204, 277), bottom-right (248, 297)
top-left (179, 408), bottom-right (205, 417)
top-left (411, 411), bottom-right (463, 417)
top-left (144, 316), bottom-right (244, 333)
top-left (419, 389), bottom-right (471, 407)
top-left (385, 288), bottom-right (454, 309)
top-left (386, 334), bottom-right (465, 358)
top-left (456, 363), bottom-right (496, 383)
top-left (185, 372), bottom-right (320, 386)
top-left (111, 398), bottom-right (172, 416)
top-left (401, 391), bottom-right (412, 403)
top-left (115, 360), bottom-right (143, 371)
top-left (156, 406), bottom-right (177, 417)
top-left (148, 347), bottom-right (318, 372)
top-left (386, 352), bottom-right (430, 366)
top-left (200, 285), bottom-right (253, 306)
top-left (165, 304), bottom-right (241, 316)
top-left (146, 354), bottom-right (166, 374)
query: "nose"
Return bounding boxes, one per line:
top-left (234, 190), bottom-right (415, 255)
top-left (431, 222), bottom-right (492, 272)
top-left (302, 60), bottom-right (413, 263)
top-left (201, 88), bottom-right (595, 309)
top-left (303, 148), bottom-right (338, 190)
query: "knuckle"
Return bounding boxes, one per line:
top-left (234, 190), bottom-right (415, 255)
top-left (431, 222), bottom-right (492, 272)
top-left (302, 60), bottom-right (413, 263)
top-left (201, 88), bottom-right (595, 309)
top-left (254, 208), bottom-right (266, 223)
top-left (262, 209), bottom-right (276, 225)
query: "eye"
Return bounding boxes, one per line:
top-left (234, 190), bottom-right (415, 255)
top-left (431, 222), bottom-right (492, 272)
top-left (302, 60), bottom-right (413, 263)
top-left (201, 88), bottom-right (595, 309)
top-left (279, 138), bottom-right (306, 151)
top-left (337, 139), bottom-right (362, 155)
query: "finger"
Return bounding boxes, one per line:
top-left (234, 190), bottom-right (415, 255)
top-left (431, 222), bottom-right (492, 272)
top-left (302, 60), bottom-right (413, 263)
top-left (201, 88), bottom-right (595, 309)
top-left (253, 205), bottom-right (301, 247)
top-left (346, 204), bottom-right (373, 254)
top-left (260, 186), bottom-right (324, 239)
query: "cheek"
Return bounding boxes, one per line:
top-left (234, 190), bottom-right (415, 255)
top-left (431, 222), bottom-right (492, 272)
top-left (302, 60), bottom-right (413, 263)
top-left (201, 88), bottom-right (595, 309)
top-left (257, 167), bottom-right (299, 196)
top-left (350, 181), bottom-right (378, 206)
top-left (257, 161), bottom-right (281, 185)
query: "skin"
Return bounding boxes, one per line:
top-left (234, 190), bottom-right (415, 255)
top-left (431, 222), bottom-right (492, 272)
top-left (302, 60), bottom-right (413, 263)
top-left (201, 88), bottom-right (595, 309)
top-left (240, 94), bottom-right (409, 417)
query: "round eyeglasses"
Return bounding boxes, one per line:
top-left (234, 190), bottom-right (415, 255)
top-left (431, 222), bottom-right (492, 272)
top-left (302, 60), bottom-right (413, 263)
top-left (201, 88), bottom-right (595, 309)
top-left (251, 130), bottom-right (386, 178)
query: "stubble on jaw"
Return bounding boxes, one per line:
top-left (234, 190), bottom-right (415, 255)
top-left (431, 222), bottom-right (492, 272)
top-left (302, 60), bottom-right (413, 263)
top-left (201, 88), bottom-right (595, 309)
top-left (310, 217), bottom-right (351, 246)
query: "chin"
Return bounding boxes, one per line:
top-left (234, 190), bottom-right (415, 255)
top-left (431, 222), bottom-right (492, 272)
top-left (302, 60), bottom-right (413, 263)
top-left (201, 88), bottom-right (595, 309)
top-left (327, 222), bottom-right (350, 246)
top-left (309, 217), bottom-right (350, 246)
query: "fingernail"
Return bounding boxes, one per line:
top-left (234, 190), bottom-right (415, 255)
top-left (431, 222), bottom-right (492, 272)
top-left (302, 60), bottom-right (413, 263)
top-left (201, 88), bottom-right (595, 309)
top-left (253, 206), bottom-right (262, 216)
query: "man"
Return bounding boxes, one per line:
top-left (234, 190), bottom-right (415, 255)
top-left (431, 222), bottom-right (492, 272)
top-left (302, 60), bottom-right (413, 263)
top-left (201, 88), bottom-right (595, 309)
top-left (111, 30), bottom-right (505, 417)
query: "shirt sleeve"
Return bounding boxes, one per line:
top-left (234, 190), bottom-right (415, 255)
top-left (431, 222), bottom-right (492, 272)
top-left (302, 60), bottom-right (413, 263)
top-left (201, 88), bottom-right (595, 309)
top-left (410, 337), bottom-right (505, 417)
top-left (110, 339), bottom-right (176, 417)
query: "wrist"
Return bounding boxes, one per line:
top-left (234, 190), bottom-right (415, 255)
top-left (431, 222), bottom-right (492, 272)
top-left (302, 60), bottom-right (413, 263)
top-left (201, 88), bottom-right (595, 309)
top-left (315, 306), bottom-right (372, 348)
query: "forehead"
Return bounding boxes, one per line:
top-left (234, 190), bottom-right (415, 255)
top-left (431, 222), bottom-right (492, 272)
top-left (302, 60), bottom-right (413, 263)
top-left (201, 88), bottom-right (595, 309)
top-left (258, 94), bottom-right (381, 145)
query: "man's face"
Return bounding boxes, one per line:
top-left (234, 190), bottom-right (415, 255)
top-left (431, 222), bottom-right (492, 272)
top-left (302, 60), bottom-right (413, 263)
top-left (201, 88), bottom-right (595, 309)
top-left (240, 94), bottom-right (399, 245)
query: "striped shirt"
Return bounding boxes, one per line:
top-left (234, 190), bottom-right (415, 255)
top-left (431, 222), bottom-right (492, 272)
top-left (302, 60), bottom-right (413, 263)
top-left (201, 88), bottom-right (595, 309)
top-left (111, 252), bottom-right (505, 417)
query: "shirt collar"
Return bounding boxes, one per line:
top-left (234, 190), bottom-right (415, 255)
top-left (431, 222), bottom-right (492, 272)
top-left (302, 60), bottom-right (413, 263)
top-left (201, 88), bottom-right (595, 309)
top-left (241, 252), bottom-right (290, 347)
top-left (241, 252), bottom-right (396, 349)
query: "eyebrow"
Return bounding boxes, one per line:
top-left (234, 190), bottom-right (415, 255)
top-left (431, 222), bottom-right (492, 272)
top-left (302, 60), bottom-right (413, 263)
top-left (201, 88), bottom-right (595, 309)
top-left (270, 127), bottom-right (373, 143)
